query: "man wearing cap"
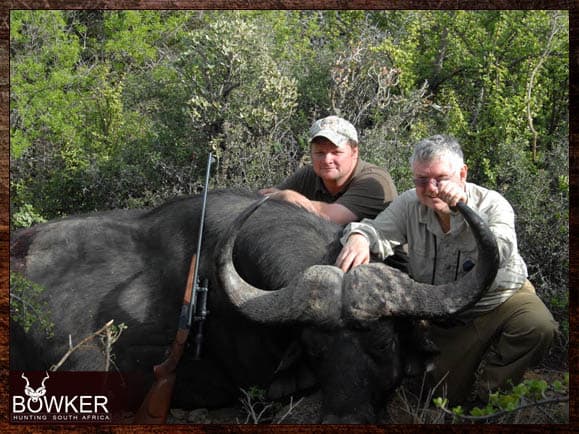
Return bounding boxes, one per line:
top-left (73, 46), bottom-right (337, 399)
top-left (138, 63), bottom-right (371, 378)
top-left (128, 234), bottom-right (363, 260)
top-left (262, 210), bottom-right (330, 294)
top-left (260, 115), bottom-right (397, 225)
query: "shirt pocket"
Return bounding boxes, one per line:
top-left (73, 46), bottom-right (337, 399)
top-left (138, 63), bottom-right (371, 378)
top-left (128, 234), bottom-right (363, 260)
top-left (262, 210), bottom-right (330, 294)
top-left (408, 241), bottom-right (435, 284)
top-left (456, 236), bottom-right (478, 280)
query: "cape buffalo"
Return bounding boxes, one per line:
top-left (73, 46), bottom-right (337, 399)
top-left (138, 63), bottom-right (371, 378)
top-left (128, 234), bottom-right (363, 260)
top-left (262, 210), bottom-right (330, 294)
top-left (10, 189), bottom-right (499, 423)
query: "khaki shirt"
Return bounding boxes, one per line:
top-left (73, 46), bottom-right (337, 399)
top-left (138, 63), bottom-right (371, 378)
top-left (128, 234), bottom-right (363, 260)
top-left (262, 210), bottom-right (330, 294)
top-left (342, 183), bottom-right (528, 315)
top-left (278, 159), bottom-right (397, 220)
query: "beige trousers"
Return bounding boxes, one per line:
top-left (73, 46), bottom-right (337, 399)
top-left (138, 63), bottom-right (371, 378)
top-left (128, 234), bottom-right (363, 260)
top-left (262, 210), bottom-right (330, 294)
top-left (427, 280), bottom-right (559, 405)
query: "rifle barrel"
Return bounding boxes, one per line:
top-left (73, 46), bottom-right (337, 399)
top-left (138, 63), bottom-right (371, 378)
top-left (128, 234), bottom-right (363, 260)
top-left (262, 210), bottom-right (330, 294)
top-left (188, 152), bottom-right (215, 328)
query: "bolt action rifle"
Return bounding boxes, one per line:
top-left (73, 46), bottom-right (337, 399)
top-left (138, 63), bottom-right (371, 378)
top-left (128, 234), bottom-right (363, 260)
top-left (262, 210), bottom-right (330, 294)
top-left (135, 152), bottom-right (215, 424)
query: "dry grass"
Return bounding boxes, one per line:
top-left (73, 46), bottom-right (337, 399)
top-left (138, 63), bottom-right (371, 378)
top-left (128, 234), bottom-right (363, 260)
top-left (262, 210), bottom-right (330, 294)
top-left (165, 369), bottom-right (569, 425)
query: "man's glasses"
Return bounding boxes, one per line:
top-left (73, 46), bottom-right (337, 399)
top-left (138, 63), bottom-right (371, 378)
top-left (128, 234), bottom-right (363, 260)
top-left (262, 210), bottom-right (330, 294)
top-left (413, 177), bottom-right (449, 188)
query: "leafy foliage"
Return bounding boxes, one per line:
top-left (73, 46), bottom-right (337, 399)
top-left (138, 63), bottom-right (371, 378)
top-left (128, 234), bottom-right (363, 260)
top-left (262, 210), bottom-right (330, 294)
top-left (10, 273), bottom-right (54, 337)
top-left (433, 374), bottom-right (569, 423)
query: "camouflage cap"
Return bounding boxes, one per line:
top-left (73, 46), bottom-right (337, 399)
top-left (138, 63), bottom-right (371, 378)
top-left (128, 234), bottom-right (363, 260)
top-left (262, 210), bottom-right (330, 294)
top-left (309, 115), bottom-right (358, 148)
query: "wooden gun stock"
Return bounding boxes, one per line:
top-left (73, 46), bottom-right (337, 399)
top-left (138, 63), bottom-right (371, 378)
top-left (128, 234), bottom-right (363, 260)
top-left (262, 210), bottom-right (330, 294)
top-left (134, 254), bottom-right (197, 424)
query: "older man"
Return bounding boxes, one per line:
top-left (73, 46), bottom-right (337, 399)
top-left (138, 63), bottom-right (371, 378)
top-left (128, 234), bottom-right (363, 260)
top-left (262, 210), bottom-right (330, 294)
top-left (260, 115), bottom-right (397, 224)
top-left (336, 134), bottom-right (557, 405)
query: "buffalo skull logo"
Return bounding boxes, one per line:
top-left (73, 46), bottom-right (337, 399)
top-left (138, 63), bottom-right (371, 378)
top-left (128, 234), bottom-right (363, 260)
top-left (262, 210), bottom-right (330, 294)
top-left (21, 372), bottom-right (49, 402)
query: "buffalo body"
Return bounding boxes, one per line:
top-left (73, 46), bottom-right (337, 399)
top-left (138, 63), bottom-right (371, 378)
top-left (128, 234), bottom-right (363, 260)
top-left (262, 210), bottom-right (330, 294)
top-left (10, 189), bottom-right (498, 423)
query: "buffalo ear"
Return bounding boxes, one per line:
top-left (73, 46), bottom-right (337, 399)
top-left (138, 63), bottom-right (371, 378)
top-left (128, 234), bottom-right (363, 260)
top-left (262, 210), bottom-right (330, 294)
top-left (267, 341), bottom-right (317, 400)
top-left (274, 340), bottom-right (303, 373)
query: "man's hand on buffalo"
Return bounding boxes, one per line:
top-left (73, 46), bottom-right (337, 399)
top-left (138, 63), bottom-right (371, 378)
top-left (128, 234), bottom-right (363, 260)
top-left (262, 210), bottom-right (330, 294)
top-left (335, 233), bottom-right (371, 272)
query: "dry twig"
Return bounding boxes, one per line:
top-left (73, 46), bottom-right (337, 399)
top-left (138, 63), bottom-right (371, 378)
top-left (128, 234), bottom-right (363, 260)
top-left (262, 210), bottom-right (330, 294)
top-left (49, 320), bottom-right (125, 371)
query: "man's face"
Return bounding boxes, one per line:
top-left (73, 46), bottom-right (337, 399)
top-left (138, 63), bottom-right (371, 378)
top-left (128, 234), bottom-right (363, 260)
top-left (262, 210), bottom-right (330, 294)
top-left (412, 158), bottom-right (467, 214)
top-left (311, 138), bottom-right (358, 185)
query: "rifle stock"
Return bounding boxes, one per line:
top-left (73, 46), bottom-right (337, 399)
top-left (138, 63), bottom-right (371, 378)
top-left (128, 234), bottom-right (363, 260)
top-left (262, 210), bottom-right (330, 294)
top-left (134, 255), bottom-right (196, 424)
top-left (134, 372), bottom-right (176, 423)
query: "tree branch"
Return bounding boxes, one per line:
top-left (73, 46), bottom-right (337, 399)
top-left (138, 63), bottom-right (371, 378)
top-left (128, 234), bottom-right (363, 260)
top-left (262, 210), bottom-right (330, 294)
top-left (525, 12), bottom-right (563, 162)
top-left (49, 320), bottom-right (121, 371)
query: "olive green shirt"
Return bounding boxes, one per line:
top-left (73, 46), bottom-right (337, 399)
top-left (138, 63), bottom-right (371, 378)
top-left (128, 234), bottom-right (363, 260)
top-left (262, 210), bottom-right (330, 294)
top-left (278, 159), bottom-right (397, 220)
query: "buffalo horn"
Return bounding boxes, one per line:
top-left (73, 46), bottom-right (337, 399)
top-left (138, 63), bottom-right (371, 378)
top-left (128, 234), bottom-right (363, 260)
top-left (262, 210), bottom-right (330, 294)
top-left (215, 197), bottom-right (344, 326)
top-left (342, 201), bottom-right (500, 321)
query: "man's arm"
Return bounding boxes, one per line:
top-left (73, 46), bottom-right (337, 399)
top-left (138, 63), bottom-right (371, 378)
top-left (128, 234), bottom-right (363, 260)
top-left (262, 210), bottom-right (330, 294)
top-left (310, 200), bottom-right (357, 224)
top-left (261, 189), bottom-right (357, 224)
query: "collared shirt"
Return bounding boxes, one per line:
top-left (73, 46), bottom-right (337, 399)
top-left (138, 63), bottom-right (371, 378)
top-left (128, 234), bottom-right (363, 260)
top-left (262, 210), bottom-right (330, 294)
top-left (341, 183), bottom-right (528, 315)
top-left (278, 159), bottom-right (397, 220)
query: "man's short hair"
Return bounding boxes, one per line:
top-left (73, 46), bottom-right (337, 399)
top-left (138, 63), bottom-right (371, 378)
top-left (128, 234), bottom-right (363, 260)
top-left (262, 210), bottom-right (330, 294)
top-left (410, 134), bottom-right (464, 173)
